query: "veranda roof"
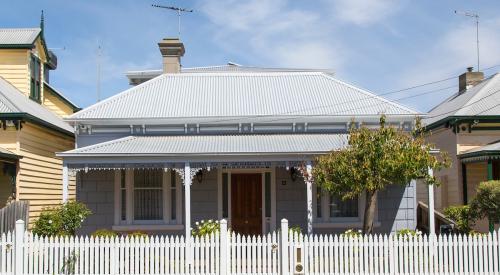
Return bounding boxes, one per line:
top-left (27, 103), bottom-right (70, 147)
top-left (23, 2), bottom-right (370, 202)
top-left (58, 134), bottom-right (348, 160)
top-left (459, 140), bottom-right (500, 162)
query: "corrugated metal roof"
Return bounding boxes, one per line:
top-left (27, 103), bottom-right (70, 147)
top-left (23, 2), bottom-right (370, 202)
top-left (71, 72), bottom-right (417, 121)
top-left (58, 134), bottom-right (348, 156)
top-left (0, 76), bottom-right (73, 133)
top-left (125, 64), bottom-right (335, 85)
top-left (461, 140), bottom-right (500, 155)
top-left (425, 73), bottom-right (500, 126)
top-left (0, 28), bottom-right (40, 45)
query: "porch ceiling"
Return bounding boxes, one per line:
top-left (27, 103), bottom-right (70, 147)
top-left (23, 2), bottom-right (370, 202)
top-left (58, 134), bottom-right (348, 158)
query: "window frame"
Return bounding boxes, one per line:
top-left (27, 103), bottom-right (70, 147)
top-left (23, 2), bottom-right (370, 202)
top-left (30, 54), bottom-right (42, 102)
top-left (114, 169), bottom-right (181, 226)
top-left (313, 187), bottom-right (366, 224)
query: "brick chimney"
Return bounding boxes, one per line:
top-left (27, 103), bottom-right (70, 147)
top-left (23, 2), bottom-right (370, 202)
top-left (158, 38), bottom-right (185, 74)
top-left (459, 67), bottom-right (484, 93)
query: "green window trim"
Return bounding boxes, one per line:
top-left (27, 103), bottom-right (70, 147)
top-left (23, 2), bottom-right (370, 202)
top-left (30, 54), bottom-right (42, 102)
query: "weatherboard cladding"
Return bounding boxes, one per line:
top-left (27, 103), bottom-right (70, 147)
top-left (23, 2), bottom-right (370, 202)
top-left (70, 72), bottom-right (417, 121)
top-left (0, 76), bottom-right (73, 133)
top-left (59, 134), bottom-right (348, 156)
top-left (425, 73), bottom-right (500, 126)
top-left (0, 28), bottom-right (40, 45)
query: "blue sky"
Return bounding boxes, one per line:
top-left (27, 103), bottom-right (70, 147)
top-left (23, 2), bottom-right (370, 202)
top-left (1, 0), bottom-right (500, 112)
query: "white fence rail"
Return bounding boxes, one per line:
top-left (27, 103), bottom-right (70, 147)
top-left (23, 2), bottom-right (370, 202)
top-left (1, 219), bottom-right (499, 274)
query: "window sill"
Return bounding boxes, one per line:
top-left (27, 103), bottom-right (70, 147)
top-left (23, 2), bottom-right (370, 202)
top-left (313, 221), bottom-right (381, 229)
top-left (112, 224), bottom-right (184, 231)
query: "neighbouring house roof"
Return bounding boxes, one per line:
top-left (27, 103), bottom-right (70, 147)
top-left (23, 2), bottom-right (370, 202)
top-left (57, 134), bottom-right (348, 157)
top-left (425, 73), bottom-right (500, 128)
top-left (459, 140), bottom-right (500, 162)
top-left (125, 62), bottom-right (336, 84)
top-left (0, 76), bottom-right (73, 134)
top-left (0, 146), bottom-right (21, 161)
top-left (43, 82), bottom-right (80, 112)
top-left (0, 28), bottom-right (41, 46)
top-left (69, 72), bottom-right (417, 122)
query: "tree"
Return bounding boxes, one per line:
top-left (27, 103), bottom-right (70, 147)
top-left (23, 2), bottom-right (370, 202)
top-left (471, 180), bottom-right (500, 233)
top-left (313, 116), bottom-right (449, 234)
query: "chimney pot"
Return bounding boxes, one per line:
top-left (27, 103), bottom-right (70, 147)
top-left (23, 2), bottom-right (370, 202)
top-left (158, 38), bottom-right (185, 74)
top-left (459, 68), bottom-right (484, 93)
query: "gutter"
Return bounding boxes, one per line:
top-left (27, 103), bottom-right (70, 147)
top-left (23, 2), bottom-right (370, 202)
top-left (0, 112), bottom-right (74, 137)
top-left (424, 115), bottom-right (500, 132)
top-left (57, 151), bottom-right (332, 158)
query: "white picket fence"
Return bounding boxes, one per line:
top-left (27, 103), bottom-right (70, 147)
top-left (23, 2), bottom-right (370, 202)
top-left (1, 219), bottom-right (499, 275)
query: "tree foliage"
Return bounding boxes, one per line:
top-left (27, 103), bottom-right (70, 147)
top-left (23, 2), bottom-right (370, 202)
top-left (471, 180), bottom-right (500, 231)
top-left (444, 205), bottom-right (478, 234)
top-left (313, 116), bottom-right (449, 233)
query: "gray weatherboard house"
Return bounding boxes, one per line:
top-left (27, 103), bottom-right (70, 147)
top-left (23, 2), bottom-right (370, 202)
top-left (58, 38), bottom-right (420, 236)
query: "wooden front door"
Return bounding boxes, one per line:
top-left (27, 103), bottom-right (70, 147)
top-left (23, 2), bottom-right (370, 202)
top-left (231, 173), bottom-right (262, 235)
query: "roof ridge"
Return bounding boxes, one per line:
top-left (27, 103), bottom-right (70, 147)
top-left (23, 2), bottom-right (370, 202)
top-left (0, 27), bottom-right (41, 31)
top-left (169, 71), bottom-right (324, 76)
top-left (318, 73), bottom-right (418, 114)
top-left (459, 73), bottom-right (500, 115)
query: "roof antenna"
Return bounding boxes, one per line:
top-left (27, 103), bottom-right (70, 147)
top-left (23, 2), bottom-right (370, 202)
top-left (96, 41), bottom-right (102, 102)
top-left (152, 3), bottom-right (193, 38)
top-left (455, 10), bottom-right (480, 71)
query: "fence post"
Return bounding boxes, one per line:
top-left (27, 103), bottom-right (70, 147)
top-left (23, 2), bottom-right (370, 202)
top-left (14, 219), bottom-right (24, 275)
top-left (280, 219), bottom-right (289, 275)
top-left (220, 219), bottom-right (228, 275)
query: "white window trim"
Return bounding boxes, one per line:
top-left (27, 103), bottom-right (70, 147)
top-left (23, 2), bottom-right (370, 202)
top-left (113, 169), bottom-right (181, 228)
top-left (313, 187), bottom-right (379, 227)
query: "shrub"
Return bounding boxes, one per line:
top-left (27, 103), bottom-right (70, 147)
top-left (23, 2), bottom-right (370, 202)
top-left (471, 180), bottom-right (500, 232)
top-left (395, 229), bottom-right (422, 239)
top-left (127, 231), bottom-right (148, 239)
top-left (341, 229), bottom-right (362, 238)
top-left (92, 229), bottom-right (118, 238)
top-left (469, 230), bottom-right (487, 236)
top-left (32, 206), bottom-right (63, 236)
top-left (60, 201), bottom-right (92, 235)
top-left (192, 219), bottom-right (220, 237)
top-left (289, 225), bottom-right (302, 235)
top-left (444, 205), bottom-right (478, 234)
top-left (32, 201), bottom-right (91, 236)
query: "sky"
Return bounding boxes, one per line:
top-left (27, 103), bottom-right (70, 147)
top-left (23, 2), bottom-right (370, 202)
top-left (1, 0), bottom-right (500, 112)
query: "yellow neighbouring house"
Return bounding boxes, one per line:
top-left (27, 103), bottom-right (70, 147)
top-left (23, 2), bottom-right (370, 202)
top-left (0, 15), bottom-right (78, 226)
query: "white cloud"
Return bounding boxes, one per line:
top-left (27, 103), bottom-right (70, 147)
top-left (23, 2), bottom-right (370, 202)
top-left (327, 0), bottom-right (403, 26)
top-left (395, 18), bottom-right (500, 112)
top-left (197, 0), bottom-right (345, 69)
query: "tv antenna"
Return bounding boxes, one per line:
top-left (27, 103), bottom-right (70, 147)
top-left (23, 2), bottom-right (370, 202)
top-left (96, 42), bottom-right (102, 102)
top-left (152, 3), bottom-right (194, 38)
top-left (455, 10), bottom-right (480, 71)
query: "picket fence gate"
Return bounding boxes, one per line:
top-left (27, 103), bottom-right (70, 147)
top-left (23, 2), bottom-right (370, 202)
top-left (1, 219), bottom-right (499, 275)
